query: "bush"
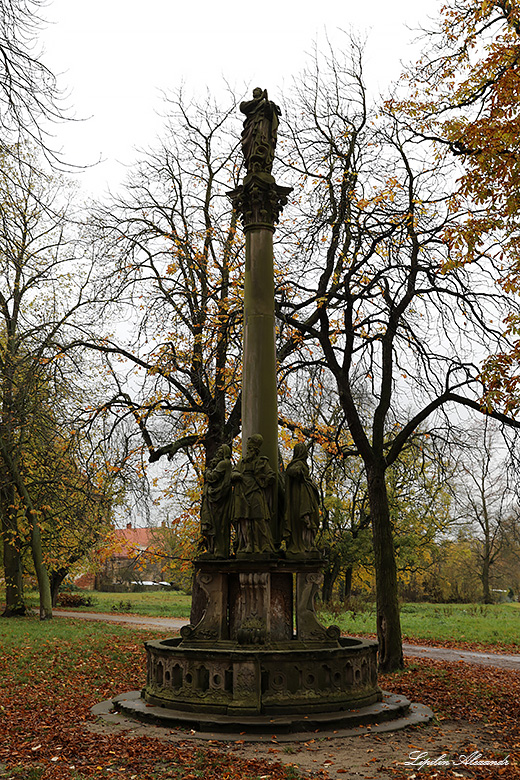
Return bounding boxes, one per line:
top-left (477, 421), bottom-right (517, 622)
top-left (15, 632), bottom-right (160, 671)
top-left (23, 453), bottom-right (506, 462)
top-left (110, 600), bottom-right (133, 612)
top-left (59, 579), bottom-right (82, 593)
top-left (56, 592), bottom-right (94, 608)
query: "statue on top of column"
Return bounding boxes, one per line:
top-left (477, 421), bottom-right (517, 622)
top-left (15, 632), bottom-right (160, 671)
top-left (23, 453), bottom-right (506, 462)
top-left (240, 88), bottom-right (281, 175)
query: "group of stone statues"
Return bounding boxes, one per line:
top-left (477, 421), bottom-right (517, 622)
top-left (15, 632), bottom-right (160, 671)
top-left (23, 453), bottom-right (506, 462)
top-left (200, 435), bottom-right (320, 558)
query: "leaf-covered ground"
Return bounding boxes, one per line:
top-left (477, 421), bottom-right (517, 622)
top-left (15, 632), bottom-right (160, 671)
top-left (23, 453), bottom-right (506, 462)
top-left (0, 620), bottom-right (300, 780)
top-left (0, 618), bottom-right (518, 779)
top-left (379, 659), bottom-right (519, 779)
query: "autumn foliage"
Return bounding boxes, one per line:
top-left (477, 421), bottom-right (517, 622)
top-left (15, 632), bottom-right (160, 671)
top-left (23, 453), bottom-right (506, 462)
top-left (393, 0), bottom-right (520, 415)
top-left (0, 620), bottom-right (309, 780)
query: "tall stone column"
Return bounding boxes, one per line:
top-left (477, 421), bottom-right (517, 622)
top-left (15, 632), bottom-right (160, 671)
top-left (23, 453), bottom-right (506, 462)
top-left (228, 89), bottom-right (292, 546)
top-left (230, 172), bottom-right (291, 472)
top-left (243, 223), bottom-right (276, 467)
top-left (228, 89), bottom-right (292, 479)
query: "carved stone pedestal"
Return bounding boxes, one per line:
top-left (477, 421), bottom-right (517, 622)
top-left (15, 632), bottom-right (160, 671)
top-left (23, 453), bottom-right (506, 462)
top-left (141, 557), bottom-right (382, 723)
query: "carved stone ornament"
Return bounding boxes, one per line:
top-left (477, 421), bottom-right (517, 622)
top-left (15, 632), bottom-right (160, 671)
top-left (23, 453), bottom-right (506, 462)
top-left (228, 174), bottom-right (292, 230)
top-left (296, 571), bottom-right (340, 643)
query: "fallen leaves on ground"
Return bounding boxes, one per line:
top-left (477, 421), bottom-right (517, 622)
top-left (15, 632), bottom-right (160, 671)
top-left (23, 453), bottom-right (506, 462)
top-left (401, 636), bottom-right (520, 655)
top-left (0, 621), bottom-right (299, 780)
top-left (0, 620), bottom-right (518, 779)
top-left (380, 658), bottom-right (520, 779)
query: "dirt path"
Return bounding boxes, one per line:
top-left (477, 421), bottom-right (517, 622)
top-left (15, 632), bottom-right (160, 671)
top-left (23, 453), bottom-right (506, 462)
top-left (402, 641), bottom-right (520, 669)
top-left (53, 609), bottom-right (188, 631)
top-left (54, 610), bottom-right (520, 669)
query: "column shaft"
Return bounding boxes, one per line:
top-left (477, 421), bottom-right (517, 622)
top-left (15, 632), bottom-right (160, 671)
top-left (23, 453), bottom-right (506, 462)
top-left (242, 226), bottom-right (278, 474)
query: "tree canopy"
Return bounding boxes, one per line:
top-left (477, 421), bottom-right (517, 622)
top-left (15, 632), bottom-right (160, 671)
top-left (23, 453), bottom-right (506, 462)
top-left (392, 0), bottom-right (520, 415)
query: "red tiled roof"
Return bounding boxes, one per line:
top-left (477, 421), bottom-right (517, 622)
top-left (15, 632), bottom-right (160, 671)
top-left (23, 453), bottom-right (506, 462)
top-left (112, 526), bottom-right (154, 558)
top-left (74, 573), bottom-right (95, 589)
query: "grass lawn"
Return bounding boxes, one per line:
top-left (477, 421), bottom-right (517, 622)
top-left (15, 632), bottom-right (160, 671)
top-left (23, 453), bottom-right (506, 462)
top-left (0, 617), bottom-right (301, 780)
top-left (318, 601), bottom-right (520, 651)
top-left (26, 588), bottom-right (192, 619)
top-left (0, 616), bottom-right (518, 779)
top-left (5, 588), bottom-right (520, 650)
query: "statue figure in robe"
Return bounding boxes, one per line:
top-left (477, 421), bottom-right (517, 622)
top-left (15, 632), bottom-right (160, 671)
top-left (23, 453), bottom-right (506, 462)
top-left (231, 434), bottom-right (276, 554)
top-left (240, 88), bottom-right (281, 175)
top-left (283, 443), bottom-right (320, 555)
top-left (200, 444), bottom-right (233, 557)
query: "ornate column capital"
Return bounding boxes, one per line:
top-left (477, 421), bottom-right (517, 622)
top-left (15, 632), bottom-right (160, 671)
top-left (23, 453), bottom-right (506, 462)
top-left (228, 173), bottom-right (292, 231)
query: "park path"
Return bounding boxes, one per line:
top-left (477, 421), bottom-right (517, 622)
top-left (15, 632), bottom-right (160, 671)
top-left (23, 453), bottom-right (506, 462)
top-left (53, 610), bottom-right (520, 670)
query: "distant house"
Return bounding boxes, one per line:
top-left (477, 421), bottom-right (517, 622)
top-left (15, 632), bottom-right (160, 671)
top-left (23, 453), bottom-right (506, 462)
top-left (94, 523), bottom-right (164, 591)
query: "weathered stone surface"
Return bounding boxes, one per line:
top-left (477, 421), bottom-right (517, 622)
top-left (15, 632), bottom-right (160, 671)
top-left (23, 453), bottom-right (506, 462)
top-left (269, 573), bottom-right (292, 641)
top-left (110, 690), bottom-right (433, 736)
top-left (143, 636), bottom-right (380, 717)
top-left (296, 571), bottom-right (340, 643)
top-left (240, 88), bottom-right (280, 176)
top-left (181, 571), bottom-right (228, 643)
top-left (228, 174), bottom-right (292, 230)
top-left (283, 444), bottom-right (320, 555)
top-left (231, 435), bottom-right (276, 555)
top-left (186, 557), bottom-right (337, 647)
top-left (200, 445), bottom-right (233, 557)
top-left (143, 554), bottom-right (378, 719)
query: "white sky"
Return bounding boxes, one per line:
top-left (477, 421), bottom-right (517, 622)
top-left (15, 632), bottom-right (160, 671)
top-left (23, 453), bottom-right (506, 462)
top-left (40, 0), bottom-right (441, 196)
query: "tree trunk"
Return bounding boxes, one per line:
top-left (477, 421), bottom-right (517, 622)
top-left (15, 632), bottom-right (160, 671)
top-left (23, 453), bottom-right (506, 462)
top-left (481, 549), bottom-right (492, 604)
top-left (29, 508), bottom-right (53, 620)
top-left (322, 556), bottom-right (341, 604)
top-left (367, 461), bottom-right (403, 672)
top-left (0, 438), bottom-right (52, 619)
top-left (344, 567), bottom-right (353, 602)
top-left (50, 568), bottom-right (69, 607)
top-left (2, 526), bottom-right (25, 616)
top-left (480, 502), bottom-right (493, 603)
top-left (1, 484), bottom-right (26, 617)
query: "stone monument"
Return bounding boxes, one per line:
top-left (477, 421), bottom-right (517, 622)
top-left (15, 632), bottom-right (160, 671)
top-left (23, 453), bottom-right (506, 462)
top-left (111, 90), bottom-right (430, 733)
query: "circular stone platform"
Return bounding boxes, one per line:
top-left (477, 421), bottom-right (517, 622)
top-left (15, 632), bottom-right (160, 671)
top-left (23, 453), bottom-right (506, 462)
top-left (94, 690), bottom-right (433, 738)
top-left (100, 556), bottom-right (433, 738)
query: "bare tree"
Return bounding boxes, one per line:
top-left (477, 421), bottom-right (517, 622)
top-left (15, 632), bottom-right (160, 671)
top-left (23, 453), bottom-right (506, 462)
top-left (80, 91), bottom-right (245, 479)
top-left (276, 41), bottom-right (520, 670)
top-left (453, 420), bottom-right (517, 603)
top-left (0, 0), bottom-right (68, 164)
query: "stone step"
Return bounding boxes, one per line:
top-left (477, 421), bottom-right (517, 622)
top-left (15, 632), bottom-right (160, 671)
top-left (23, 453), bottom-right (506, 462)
top-left (103, 690), bottom-right (432, 736)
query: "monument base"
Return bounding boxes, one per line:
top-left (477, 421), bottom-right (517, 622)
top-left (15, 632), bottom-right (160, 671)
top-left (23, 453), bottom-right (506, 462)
top-left (109, 689), bottom-right (433, 735)
top-left (143, 635), bottom-right (381, 717)
top-left (140, 557), bottom-right (381, 719)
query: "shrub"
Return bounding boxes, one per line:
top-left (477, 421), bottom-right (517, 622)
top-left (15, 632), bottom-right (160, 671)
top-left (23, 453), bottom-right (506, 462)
top-left (56, 592), bottom-right (94, 608)
top-left (110, 600), bottom-right (133, 613)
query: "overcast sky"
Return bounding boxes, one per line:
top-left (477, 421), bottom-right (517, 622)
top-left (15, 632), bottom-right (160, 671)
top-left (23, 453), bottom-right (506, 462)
top-left (40, 0), bottom-right (441, 197)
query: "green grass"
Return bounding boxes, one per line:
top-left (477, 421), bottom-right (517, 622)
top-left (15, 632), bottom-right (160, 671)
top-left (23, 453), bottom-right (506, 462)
top-left (0, 614), bottom-right (153, 684)
top-left (4, 588), bottom-right (520, 648)
top-left (318, 600), bottom-right (520, 648)
top-left (0, 612), bottom-right (151, 649)
top-left (24, 588), bottom-right (192, 618)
